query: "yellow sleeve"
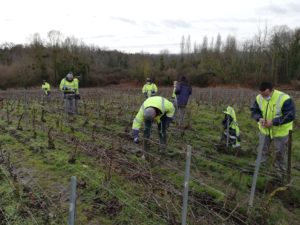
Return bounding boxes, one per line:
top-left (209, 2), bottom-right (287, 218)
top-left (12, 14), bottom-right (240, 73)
top-left (59, 79), bottom-right (65, 91)
top-left (132, 106), bottom-right (144, 130)
top-left (142, 85), bottom-right (147, 93)
top-left (74, 81), bottom-right (79, 94)
top-left (165, 100), bottom-right (175, 118)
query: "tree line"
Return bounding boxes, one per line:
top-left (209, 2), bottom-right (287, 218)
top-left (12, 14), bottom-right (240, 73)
top-left (0, 25), bottom-right (299, 89)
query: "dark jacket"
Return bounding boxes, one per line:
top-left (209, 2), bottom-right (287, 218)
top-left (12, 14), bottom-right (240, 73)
top-left (175, 81), bottom-right (192, 107)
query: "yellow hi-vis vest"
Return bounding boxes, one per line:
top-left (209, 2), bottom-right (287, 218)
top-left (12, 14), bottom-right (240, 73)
top-left (223, 106), bottom-right (240, 136)
top-left (74, 78), bottom-right (79, 94)
top-left (132, 96), bottom-right (175, 130)
top-left (223, 106), bottom-right (240, 147)
top-left (42, 82), bottom-right (50, 94)
top-left (256, 89), bottom-right (293, 138)
top-left (142, 83), bottom-right (158, 98)
top-left (59, 78), bottom-right (78, 94)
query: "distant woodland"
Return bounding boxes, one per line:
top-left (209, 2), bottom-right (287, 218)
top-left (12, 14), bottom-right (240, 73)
top-left (0, 25), bottom-right (299, 89)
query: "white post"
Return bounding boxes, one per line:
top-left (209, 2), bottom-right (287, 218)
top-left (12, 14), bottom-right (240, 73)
top-left (181, 145), bottom-right (192, 225)
top-left (248, 133), bottom-right (265, 208)
top-left (226, 117), bottom-right (229, 147)
top-left (68, 176), bottom-right (77, 225)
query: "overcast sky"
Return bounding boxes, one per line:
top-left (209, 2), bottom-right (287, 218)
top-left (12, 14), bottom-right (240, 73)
top-left (1, 0), bottom-right (299, 54)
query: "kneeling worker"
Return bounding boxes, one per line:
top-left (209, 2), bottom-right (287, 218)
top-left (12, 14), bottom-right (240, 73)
top-left (132, 96), bottom-right (175, 154)
top-left (221, 106), bottom-right (241, 148)
top-left (42, 80), bottom-right (51, 96)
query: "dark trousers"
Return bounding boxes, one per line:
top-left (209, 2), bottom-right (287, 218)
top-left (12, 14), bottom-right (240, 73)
top-left (261, 135), bottom-right (288, 175)
top-left (177, 106), bottom-right (186, 127)
top-left (143, 115), bottom-right (167, 150)
top-left (64, 94), bottom-right (75, 115)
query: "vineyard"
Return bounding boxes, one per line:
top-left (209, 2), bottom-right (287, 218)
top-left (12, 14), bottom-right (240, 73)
top-left (0, 86), bottom-right (299, 225)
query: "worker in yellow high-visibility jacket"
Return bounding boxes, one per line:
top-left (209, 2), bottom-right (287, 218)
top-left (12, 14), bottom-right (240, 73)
top-left (132, 96), bottom-right (175, 154)
top-left (59, 72), bottom-right (78, 115)
top-left (221, 106), bottom-right (240, 148)
top-left (251, 82), bottom-right (295, 180)
top-left (42, 80), bottom-right (51, 96)
top-left (142, 78), bottom-right (158, 98)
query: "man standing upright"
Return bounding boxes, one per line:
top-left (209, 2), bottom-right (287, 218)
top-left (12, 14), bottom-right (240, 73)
top-left (175, 76), bottom-right (192, 126)
top-left (59, 72), bottom-right (78, 116)
top-left (250, 82), bottom-right (295, 180)
top-left (142, 78), bottom-right (158, 98)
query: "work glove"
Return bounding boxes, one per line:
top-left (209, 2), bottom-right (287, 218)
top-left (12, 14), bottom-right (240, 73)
top-left (133, 129), bottom-right (139, 144)
top-left (63, 86), bottom-right (71, 91)
top-left (259, 118), bottom-right (266, 126)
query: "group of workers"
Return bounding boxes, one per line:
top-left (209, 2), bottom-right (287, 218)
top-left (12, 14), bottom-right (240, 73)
top-left (136, 76), bottom-right (241, 151)
top-left (41, 72), bottom-right (80, 115)
top-left (134, 80), bottom-right (296, 181)
top-left (134, 76), bottom-right (192, 152)
top-left (41, 74), bottom-right (296, 181)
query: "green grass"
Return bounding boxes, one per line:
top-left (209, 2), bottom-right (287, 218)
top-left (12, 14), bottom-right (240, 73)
top-left (0, 87), bottom-right (299, 225)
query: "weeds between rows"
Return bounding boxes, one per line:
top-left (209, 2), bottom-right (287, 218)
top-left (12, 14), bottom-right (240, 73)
top-left (0, 87), bottom-right (299, 224)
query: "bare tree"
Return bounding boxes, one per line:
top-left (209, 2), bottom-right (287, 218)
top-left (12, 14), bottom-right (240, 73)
top-left (47, 30), bottom-right (63, 84)
top-left (214, 33), bottom-right (222, 53)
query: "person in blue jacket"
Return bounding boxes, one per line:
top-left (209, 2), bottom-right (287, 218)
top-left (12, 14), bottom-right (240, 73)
top-left (175, 76), bottom-right (192, 126)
